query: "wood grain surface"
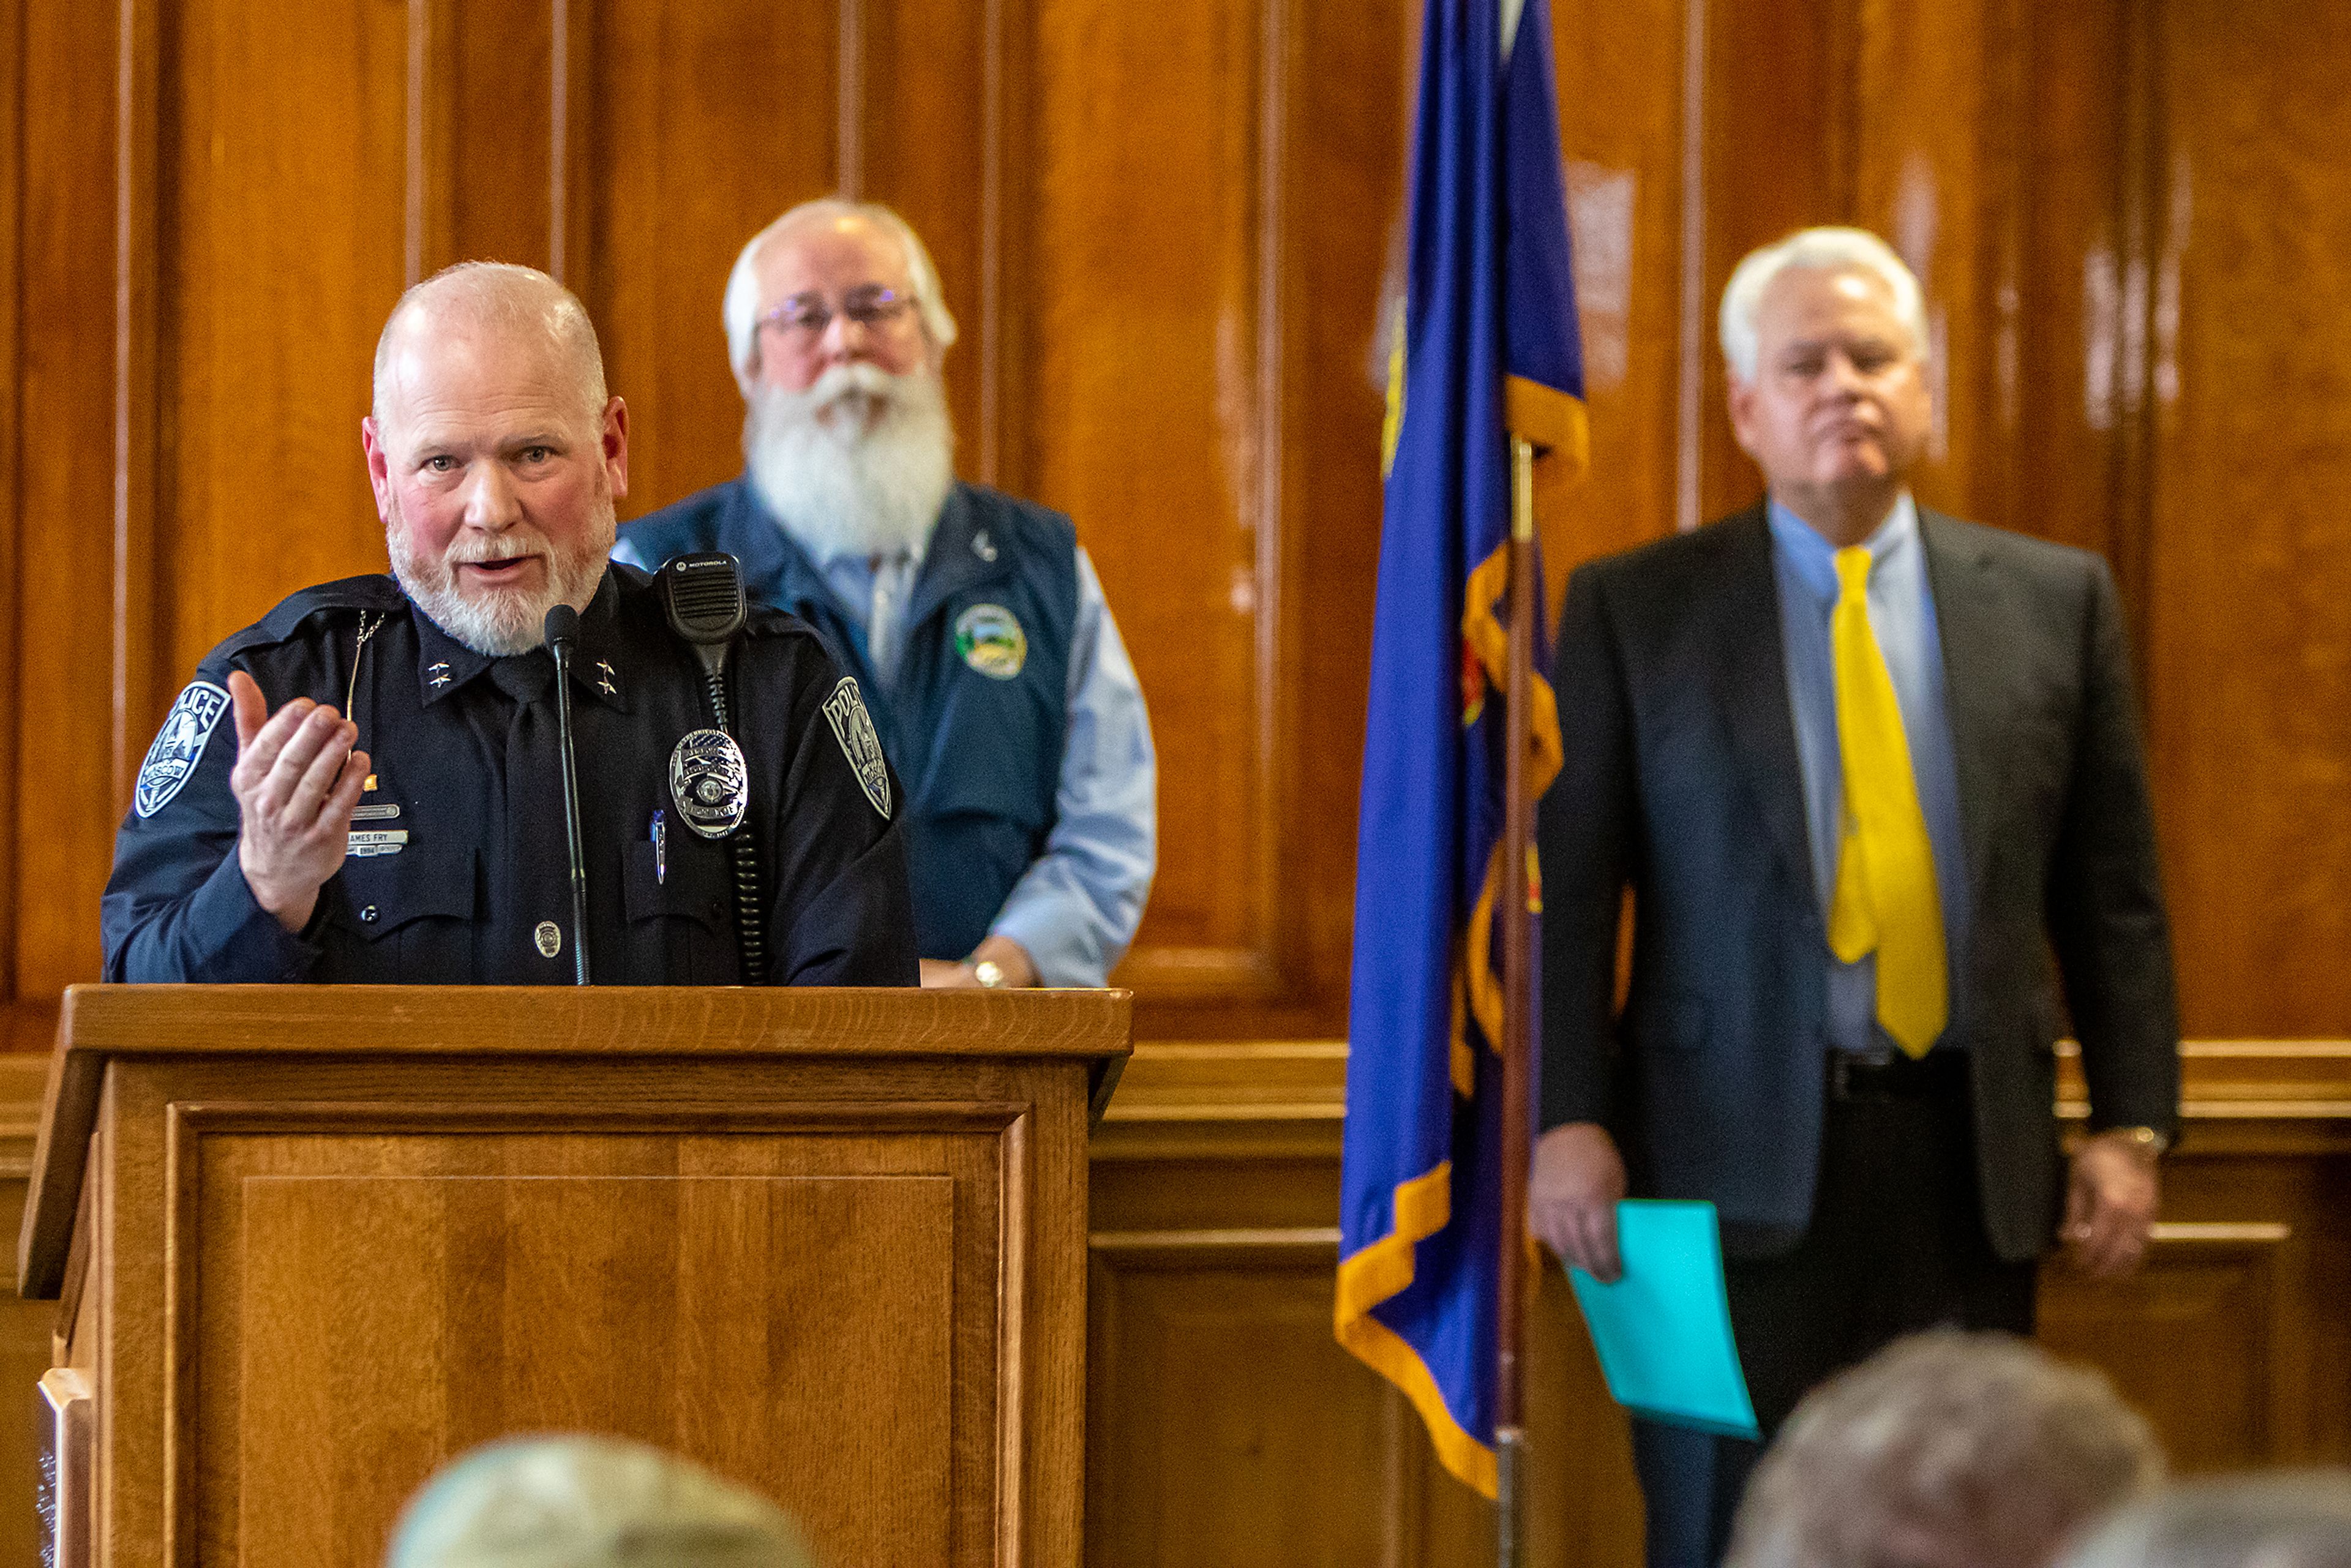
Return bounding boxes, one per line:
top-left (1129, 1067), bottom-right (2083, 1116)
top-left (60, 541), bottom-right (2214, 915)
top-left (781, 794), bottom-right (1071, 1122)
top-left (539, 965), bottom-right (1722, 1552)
top-left (20, 985), bottom-right (1130, 1297)
top-left (0, 1038), bottom-right (2341, 1565)
top-left (28, 988), bottom-right (1112, 1567)
top-left (0, 0), bottom-right (2343, 1045)
top-left (1088, 1039), bottom-right (2351, 1567)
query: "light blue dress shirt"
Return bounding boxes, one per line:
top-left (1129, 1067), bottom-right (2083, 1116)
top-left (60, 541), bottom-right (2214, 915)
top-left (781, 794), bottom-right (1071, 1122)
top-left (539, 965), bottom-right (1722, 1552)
top-left (1768, 494), bottom-right (1970, 1056)
top-left (812, 542), bottom-right (1157, 988)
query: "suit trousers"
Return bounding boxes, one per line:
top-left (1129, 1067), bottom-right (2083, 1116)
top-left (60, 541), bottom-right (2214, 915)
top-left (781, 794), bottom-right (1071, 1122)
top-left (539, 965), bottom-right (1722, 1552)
top-left (1630, 1052), bottom-right (2040, 1568)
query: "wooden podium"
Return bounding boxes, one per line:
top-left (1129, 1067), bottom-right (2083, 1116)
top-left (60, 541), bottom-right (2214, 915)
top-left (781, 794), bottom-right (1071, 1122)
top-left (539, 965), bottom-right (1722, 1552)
top-left (16, 984), bottom-right (1129, 1567)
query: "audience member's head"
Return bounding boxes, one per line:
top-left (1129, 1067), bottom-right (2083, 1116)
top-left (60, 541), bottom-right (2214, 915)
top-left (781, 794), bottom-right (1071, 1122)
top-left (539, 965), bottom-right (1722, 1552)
top-left (1727, 1330), bottom-right (2164, 1568)
top-left (2063, 1472), bottom-right (2351, 1568)
top-left (384, 1435), bottom-right (814, 1568)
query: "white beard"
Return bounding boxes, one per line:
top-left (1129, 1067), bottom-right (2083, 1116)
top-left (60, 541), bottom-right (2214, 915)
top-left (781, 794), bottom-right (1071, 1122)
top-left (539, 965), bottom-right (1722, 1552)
top-left (388, 498), bottom-right (615, 657)
top-left (744, 361), bottom-right (956, 563)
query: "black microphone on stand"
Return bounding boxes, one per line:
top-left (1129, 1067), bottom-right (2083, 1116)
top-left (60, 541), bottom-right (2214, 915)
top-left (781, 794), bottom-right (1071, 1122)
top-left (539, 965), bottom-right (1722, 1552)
top-left (543, 604), bottom-right (592, 985)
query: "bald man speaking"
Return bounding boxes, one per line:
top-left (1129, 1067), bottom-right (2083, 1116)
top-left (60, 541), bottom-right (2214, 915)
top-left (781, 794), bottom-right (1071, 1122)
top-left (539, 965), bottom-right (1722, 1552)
top-left (103, 263), bottom-right (917, 986)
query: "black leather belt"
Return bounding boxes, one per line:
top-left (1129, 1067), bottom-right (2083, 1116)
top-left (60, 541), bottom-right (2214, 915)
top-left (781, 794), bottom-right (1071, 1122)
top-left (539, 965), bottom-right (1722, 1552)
top-left (1825, 1048), bottom-right (1968, 1101)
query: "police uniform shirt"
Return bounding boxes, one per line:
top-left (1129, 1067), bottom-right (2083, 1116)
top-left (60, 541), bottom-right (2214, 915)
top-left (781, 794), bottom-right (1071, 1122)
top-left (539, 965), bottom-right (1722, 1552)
top-left (617, 478), bottom-right (1157, 984)
top-left (103, 565), bottom-right (918, 986)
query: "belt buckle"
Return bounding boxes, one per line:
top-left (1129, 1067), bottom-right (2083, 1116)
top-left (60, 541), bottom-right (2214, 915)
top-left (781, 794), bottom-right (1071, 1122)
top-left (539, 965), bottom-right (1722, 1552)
top-left (1827, 1048), bottom-right (1898, 1100)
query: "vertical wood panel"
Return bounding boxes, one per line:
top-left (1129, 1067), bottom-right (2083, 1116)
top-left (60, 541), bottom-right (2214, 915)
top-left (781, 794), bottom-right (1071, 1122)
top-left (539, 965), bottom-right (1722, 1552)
top-left (579, 0), bottom-right (838, 519)
top-left (0, 0), bottom-right (20, 1000)
top-left (1088, 1239), bottom-right (1398, 1567)
top-left (433, 0), bottom-right (558, 273)
top-left (1025, 0), bottom-right (1281, 1003)
top-left (149, 0), bottom-right (410, 683)
top-left (1547, 0), bottom-right (1689, 574)
top-left (860, 0), bottom-right (996, 479)
top-left (2138, 0), bottom-right (2351, 1035)
top-left (13, 0), bottom-right (124, 998)
top-left (2006, 0), bottom-right (2130, 563)
top-left (1245, 0), bottom-right (1406, 1040)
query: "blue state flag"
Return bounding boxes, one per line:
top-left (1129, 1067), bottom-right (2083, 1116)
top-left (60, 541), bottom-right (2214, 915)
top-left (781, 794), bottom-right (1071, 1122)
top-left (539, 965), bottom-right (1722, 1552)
top-left (1335, 0), bottom-right (1587, 1499)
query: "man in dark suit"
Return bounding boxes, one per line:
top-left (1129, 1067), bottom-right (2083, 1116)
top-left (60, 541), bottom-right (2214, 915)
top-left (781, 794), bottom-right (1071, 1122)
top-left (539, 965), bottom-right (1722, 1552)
top-left (1529, 227), bottom-right (2180, 1568)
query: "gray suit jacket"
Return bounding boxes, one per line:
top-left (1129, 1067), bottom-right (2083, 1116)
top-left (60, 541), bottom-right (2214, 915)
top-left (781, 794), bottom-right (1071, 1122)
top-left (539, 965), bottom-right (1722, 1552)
top-left (1536, 505), bottom-right (2180, 1262)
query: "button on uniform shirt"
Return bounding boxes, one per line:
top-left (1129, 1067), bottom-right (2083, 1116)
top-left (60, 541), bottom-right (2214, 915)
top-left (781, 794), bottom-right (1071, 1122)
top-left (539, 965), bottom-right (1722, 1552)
top-left (811, 540), bottom-right (1154, 988)
top-left (1769, 493), bottom-right (1971, 1056)
top-left (102, 566), bottom-right (918, 986)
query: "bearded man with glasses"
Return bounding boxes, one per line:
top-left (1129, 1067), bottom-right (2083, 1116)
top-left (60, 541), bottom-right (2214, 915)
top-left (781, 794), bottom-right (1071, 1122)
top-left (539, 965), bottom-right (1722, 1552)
top-left (618, 200), bottom-right (1156, 993)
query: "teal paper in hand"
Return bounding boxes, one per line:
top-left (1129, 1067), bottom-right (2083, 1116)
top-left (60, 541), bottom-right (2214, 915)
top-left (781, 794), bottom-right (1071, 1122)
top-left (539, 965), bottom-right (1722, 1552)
top-left (1563, 1199), bottom-right (1760, 1439)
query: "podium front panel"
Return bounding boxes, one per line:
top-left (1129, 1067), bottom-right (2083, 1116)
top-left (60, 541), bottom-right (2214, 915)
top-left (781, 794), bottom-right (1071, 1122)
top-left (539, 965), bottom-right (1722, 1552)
top-left (23, 986), bottom-right (1122, 1568)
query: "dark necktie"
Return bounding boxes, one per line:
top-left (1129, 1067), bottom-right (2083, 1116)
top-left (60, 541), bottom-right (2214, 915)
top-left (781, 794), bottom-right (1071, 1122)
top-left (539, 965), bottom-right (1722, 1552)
top-left (489, 651), bottom-right (575, 980)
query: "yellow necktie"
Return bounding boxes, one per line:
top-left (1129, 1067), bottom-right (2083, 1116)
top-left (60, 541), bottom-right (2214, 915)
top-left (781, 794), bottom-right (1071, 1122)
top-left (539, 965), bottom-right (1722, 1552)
top-left (1826, 546), bottom-right (1947, 1057)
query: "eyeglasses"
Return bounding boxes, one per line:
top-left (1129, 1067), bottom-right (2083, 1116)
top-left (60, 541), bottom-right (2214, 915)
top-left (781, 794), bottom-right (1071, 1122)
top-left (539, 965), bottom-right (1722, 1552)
top-left (755, 286), bottom-right (917, 343)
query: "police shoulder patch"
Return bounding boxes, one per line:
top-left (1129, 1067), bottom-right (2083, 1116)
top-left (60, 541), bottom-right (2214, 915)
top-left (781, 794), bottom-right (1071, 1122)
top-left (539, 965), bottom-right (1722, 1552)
top-left (136, 680), bottom-right (232, 819)
top-left (820, 677), bottom-right (893, 820)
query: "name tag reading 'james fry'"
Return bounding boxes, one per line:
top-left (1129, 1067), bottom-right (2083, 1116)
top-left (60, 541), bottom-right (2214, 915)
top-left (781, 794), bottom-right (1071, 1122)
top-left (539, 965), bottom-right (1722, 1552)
top-left (346, 830), bottom-right (408, 858)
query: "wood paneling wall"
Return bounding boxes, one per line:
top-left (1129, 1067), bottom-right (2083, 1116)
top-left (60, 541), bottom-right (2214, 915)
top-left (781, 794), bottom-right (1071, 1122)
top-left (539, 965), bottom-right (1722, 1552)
top-left (0, 0), bottom-right (2342, 1041)
top-left (0, 0), bottom-right (2346, 1562)
top-left (1092, 1044), bottom-right (2351, 1568)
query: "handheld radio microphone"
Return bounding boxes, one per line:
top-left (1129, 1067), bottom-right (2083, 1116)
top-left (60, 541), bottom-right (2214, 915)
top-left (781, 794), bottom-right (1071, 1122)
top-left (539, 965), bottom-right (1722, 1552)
top-left (542, 603), bottom-right (593, 985)
top-left (657, 553), bottom-right (767, 983)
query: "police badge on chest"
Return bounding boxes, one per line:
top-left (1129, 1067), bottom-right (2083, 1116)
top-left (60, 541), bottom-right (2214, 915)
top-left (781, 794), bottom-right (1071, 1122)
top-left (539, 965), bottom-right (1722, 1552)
top-left (669, 728), bottom-right (749, 839)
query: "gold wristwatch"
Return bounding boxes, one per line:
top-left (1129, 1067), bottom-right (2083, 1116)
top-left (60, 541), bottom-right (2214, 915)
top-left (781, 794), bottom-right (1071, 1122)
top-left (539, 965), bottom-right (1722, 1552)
top-left (2108, 1125), bottom-right (2171, 1157)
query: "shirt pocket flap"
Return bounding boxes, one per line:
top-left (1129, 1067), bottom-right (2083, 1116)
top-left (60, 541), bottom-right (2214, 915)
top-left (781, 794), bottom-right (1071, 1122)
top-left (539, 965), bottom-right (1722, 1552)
top-left (623, 839), bottom-right (732, 932)
top-left (329, 846), bottom-right (477, 940)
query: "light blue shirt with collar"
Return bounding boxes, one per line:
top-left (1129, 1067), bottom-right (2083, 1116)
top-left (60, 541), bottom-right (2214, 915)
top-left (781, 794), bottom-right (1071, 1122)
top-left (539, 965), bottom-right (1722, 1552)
top-left (808, 538), bottom-right (1156, 989)
top-left (1768, 492), bottom-right (1970, 1056)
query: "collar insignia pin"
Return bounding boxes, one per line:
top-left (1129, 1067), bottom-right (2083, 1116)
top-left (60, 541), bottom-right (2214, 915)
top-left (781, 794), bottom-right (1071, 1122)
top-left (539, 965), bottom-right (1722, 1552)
top-left (972, 528), bottom-right (998, 563)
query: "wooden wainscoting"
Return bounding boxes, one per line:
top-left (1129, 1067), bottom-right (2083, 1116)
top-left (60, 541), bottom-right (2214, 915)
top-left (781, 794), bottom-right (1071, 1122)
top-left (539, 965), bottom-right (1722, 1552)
top-left (1089, 1041), bottom-right (2351, 1568)
top-left (0, 1041), bottom-right (2340, 1566)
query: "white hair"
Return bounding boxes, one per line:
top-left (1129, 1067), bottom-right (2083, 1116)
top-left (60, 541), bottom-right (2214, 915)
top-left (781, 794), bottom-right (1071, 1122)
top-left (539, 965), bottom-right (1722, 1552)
top-left (2063, 1473), bottom-right (2351, 1568)
top-left (722, 198), bottom-right (959, 394)
top-left (1719, 226), bottom-right (1929, 383)
top-left (385, 1435), bottom-right (816, 1568)
top-left (1728, 1331), bottom-right (2164, 1568)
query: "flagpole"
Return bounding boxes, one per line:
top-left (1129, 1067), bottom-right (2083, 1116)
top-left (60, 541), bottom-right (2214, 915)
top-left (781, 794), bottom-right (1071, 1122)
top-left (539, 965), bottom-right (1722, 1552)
top-left (1495, 431), bottom-right (1540, 1568)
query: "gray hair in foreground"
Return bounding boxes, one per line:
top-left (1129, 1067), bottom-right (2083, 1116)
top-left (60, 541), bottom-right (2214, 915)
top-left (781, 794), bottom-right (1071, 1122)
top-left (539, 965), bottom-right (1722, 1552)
top-left (2062, 1472), bottom-right (2351, 1568)
top-left (1719, 225), bottom-right (1930, 383)
top-left (722, 197), bottom-right (959, 391)
top-left (384, 1435), bottom-right (816, 1568)
top-left (1727, 1330), bottom-right (2164, 1568)
top-left (372, 261), bottom-right (609, 432)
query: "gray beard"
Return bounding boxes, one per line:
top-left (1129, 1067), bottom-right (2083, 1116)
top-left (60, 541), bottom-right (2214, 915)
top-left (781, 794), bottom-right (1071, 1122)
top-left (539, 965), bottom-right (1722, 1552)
top-left (387, 504), bottom-right (615, 657)
top-left (744, 362), bottom-right (956, 564)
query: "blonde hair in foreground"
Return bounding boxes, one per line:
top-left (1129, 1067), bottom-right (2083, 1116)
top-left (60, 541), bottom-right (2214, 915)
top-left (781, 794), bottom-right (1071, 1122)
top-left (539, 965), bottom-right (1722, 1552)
top-left (1727, 1330), bottom-right (2164, 1568)
top-left (384, 1435), bottom-right (816, 1568)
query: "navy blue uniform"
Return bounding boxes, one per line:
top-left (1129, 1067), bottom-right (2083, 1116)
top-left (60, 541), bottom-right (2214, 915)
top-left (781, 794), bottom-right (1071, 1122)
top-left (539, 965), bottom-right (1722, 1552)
top-left (103, 565), bottom-right (918, 985)
top-left (620, 479), bottom-right (1078, 962)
